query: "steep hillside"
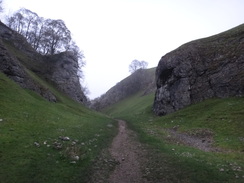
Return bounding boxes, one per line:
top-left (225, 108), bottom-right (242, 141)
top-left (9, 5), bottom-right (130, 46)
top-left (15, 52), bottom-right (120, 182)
top-left (154, 24), bottom-right (244, 115)
top-left (0, 21), bottom-right (87, 104)
top-left (0, 72), bottom-right (117, 183)
top-left (92, 67), bottom-right (156, 110)
top-left (0, 21), bottom-right (119, 182)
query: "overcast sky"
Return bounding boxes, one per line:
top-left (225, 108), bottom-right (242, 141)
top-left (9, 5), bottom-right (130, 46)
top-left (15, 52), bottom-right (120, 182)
top-left (2, 0), bottom-right (244, 99)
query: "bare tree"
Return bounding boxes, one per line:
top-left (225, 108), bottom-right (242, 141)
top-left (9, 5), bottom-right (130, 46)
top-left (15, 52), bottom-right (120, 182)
top-left (0, 0), bottom-right (3, 13)
top-left (21, 8), bottom-right (39, 40)
top-left (6, 8), bottom-right (73, 55)
top-left (129, 59), bottom-right (148, 73)
top-left (6, 8), bottom-right (38, 38)
top-left (28, 16), bottom-right (45, 50)
top-left (66, 40), bottom-right (84, 63)
top-left (40, 19), bottom-right (71, 55)
top-left (7, 12), bottom-right (25, 34)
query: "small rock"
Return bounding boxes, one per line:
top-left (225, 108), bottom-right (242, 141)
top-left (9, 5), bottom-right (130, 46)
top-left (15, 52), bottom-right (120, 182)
top-left (107, 124), bottom-right (113, 128)
top-left (71, 141), bottom-right (76, 146)
top-left (71, 155), bottom-right (79, 161)
top-left (219, 168), bottom-right (225, 172)
top-left (0, 119), bottom-right (3, 122)
top-left (53, 142), bottom-right (62, 149)
top-left (59, 136), bottom-right (70, 141)
top-left (34, 142), bottom-right (40, 147)
top-left (70, 161), bottom-right (76, 164)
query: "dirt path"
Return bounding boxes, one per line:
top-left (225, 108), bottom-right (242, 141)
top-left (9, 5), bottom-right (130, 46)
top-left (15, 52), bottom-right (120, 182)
top-left (108, 120), bottom-right (148, 183)
top-left (88, 119), bottom-right (233, 182)
top-left (88, 120), bottom-right (148, 183)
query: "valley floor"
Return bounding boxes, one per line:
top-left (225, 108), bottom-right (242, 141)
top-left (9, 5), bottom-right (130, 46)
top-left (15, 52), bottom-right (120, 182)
top-left (89, 118), bottom-right (244, 183)
top-left (89, 120), bottom-right (149, 183)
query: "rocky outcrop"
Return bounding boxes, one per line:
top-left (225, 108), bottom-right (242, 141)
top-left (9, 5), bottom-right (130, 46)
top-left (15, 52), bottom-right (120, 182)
top-left (153, 24), bottom-right (244, 115)
top-left (0, 21), bottom-right (87, 104)
top-left (44, 52), bottom-right (87, 104)
top-left (0, 22), bottom-right (57, 102)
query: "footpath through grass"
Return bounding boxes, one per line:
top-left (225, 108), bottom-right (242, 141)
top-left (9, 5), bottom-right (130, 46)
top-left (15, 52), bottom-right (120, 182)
top-left (103, 92), bottom-right (244, 182)
top-left (0, 73), bottom-right (117, 183)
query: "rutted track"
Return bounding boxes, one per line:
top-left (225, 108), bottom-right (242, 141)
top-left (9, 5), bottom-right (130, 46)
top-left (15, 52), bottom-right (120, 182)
top-left (108, 120), bottom-right (148, 183)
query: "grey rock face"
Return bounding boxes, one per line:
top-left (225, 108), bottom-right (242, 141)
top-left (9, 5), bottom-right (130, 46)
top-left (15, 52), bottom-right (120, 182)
top-left (45, 52), bottom-right (87, 104)
top-left (0, 35), bottom-right (57, 102)
top-left (0, 21), bottom-right (86, 104)
top-left (153, 24), bottom-right (244, 115)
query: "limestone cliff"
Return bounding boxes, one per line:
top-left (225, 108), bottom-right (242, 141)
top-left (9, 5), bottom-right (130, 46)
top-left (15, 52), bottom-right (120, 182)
top-left (43, 52), bottom-right (87, 103)
top-left (153, 24), bottom-right (244, 115)
top-left (0, 21), bottom-right (87, 104)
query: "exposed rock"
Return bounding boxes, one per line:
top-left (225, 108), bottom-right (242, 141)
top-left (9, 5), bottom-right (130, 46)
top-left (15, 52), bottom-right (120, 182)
top-left (0, 37), bottom-right (57, 102)
top-left (107, 124), bottom-right (113, 128)
top-left (53, 141), bottom-right (62, 150)
top-left (0, 21), bottom-right (87, 104)
top-left (34, 142), bottom-right (40, 147)
top-left (0, 21), bottom-right (36, 56)
top-left (153, 24), bottom-right (244, 115)
top-left (59, 136), bottom-right (70, 141)
top-left (44, 52), bottom-right (87, 104)
top-left (70, 155), bottom-right (80, 161)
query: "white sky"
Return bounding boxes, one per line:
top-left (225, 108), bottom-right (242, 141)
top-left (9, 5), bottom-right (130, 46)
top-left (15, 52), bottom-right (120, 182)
top-left (2, 0), bottom-right (244, 99)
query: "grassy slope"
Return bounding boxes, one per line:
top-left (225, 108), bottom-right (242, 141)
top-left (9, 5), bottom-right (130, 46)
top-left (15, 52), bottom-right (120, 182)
top-left (0, 72), bottom-right (117, 183)
top-left (103, 92), bottom-right (244, 182)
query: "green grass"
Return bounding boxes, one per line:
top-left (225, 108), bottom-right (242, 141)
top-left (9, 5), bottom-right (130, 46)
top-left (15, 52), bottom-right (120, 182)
top-left (0, 73), bottom-right (117, 183)
top-left (103, 91), bottom-right (244, 182)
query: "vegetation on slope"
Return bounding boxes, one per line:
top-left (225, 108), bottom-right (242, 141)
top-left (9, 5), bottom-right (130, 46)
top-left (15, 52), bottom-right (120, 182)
top-left (92, 67), bottom-right (156, 110)
top-left (103, 92), bottom-right (244, 182)
top-left (0, 72), bottom-right (117, 183)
